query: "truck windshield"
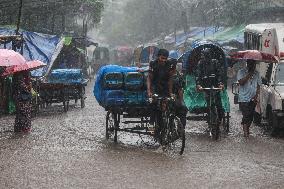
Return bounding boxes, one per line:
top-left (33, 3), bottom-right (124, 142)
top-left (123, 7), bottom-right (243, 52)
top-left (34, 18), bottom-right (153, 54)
top-left (275, 64), bottom-right (284, 86)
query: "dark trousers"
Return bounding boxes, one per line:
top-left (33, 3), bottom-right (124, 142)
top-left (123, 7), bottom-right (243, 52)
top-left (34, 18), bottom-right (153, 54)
top-left (175, 100), bottom-right (188, 127)
top-left (239, 101), bottom-right (256, 126)
top-left (149, 99), bottom-right (188, 127)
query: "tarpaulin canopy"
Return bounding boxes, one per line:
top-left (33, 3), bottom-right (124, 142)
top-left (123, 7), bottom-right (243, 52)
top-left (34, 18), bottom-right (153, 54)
top-left (209, 25), bottom-right (245, 44)
top-left (180, 40), bottom-right (227, 73)
top-left (168, 26), bottom-right (245, 48)
top-left (0, 28), bottom-right (61, 77)
top-left (180, 40), bottom-right (230, 113)
top-left (167, 27), bottom-right (225, 47)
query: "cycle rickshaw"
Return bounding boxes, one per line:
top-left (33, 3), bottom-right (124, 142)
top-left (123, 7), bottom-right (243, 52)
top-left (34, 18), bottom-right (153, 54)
top-left (181, 40), bottom-right (230, 140)
top-left (38, 69), bottom-right (88, 112)
top-left (94, 65), bottom-right (185, 155)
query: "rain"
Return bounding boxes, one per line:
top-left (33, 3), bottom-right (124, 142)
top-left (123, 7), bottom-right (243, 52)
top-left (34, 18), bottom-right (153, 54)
top-left (0, 0), bottom-right (284, 188)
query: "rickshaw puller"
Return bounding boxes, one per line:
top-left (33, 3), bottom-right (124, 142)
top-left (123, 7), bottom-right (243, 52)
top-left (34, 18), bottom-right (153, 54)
top-left (195, 48), bottom-right (225, 123)
top-left (147, 49), bottom-right (187, 129)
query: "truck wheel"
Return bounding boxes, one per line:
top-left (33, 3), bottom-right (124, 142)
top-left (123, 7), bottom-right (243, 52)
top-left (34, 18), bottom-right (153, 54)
top-left (270, 112), bottom-right (279, 136)
top-left (272, 112), bottom-right (279, 128)
top-left (266, 106), bottom-right (273, 129)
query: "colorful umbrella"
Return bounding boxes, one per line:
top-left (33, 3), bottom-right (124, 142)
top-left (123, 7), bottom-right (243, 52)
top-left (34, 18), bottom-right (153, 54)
top-left (2, 60), bottom-right (47, 76)
top-left (230, 50), bottom-right (279, 63)
top-left (0, 49), bottom-right (26, 67)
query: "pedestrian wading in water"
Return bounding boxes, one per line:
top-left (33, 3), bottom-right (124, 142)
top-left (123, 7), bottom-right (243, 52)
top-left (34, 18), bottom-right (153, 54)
top-left (237, 59), bottom-right (261, 138)
top-left (13, 71), bottom-right (32, 133)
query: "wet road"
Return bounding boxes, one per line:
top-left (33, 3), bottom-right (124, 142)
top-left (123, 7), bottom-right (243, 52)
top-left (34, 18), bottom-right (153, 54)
top-left (0, 80), bottom-right (284, 189)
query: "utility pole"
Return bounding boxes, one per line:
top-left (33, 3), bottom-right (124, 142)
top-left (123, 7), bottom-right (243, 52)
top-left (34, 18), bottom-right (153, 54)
top-left (16, 0), bottom-right (23, 34)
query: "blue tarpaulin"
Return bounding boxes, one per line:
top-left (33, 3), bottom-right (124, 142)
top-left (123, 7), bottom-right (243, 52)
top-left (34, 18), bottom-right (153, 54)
top-left (94, 65), bottom-right (148, 108)
top-left (0, 28), bottom-right (61, 77)
top-left (48, 69), bottom-right (86, 84)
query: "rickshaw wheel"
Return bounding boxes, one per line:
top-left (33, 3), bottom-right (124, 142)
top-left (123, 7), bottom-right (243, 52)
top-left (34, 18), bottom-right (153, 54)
top-left (106, 111), bottom-right (118, 142)
top-left (63, 101), bottom-right (67, 112)
top-left (211, 124), bottom-right (220, 141)
top-left (222, 112), bottom-right (230, 133)
top-left (168, 116), bottom-right (185, 155)
top-left (210, 107), bottom-right (219, 141)
top-left (113, 113), bottom-right (119, 143)
top-left (81, 87), bottom-right (86, 108)
top-left (63, 100), bottom-right (69, 112)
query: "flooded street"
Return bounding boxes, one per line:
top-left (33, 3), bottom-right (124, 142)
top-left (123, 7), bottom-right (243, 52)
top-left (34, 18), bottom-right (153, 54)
top-left (0, 0), bottom-right (283, 188)
top-left (0, 80), bottom-right (283, 189)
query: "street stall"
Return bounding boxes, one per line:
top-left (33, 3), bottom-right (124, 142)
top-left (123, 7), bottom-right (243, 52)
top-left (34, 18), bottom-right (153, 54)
top-left (0, 35), bottom-right (24, 114)
top-left (0, 28), bottom-right (63, 115)
top-left (0, 28), bottom-right (91, 113)
top-left (38, 37), bottom-right (89, 112)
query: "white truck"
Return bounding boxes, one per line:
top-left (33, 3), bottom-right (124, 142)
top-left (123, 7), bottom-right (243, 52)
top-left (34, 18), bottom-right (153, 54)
top-left (233, 23), bottom-right (284, 130)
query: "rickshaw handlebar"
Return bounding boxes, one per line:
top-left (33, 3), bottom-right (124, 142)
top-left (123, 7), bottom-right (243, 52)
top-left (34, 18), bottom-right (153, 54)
top-left (148, 94), bottom-right (175, 103)
top-left (201, 87), bottom-right (223, 91)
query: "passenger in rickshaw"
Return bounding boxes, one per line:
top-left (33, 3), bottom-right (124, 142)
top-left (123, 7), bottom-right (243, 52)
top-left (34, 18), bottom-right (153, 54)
top-left (195, 48), bottom-right (225, 123)
top-left (147, 49), bottom-right (187, 128)
top-left (168, 58), bottom-right (188, 127)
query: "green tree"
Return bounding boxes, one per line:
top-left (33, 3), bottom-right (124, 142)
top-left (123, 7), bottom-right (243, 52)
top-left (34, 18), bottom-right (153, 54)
top-left (0, 0), bottom-right (104, 35)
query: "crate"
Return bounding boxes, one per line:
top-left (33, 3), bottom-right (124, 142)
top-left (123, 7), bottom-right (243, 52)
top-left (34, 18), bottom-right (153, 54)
top-left (125, 91), bottom-right (147, 105)
top-left (103, 72), bottom-right (124, 90)
top-left (124, 72), bottom-right (144, 90)
top-left (103, 90), bottom-right (125, 107)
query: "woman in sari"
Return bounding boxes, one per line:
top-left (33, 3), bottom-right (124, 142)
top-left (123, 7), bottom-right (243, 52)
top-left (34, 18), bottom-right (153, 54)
top-left (13, 71), bottom-right (32, 133)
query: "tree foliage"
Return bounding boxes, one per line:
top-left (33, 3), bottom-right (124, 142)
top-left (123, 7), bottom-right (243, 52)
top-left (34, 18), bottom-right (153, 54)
top-left (0, 0), bottom-right (104, 35)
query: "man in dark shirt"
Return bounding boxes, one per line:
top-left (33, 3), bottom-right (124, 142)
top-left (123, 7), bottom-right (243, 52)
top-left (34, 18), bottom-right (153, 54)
top-left (195, 48), bottom-right (225, 124)
top-left (147, 49), bottom-right (187, 128)
top-left (147, 49), bottom-right (174, 97)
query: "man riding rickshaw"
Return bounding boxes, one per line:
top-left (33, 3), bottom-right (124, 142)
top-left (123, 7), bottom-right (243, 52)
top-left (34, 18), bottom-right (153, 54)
top-left (182, 40), bottom-right (230, 140)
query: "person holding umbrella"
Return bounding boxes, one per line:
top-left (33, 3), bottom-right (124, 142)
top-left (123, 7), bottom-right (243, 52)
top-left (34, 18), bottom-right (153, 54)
top-left (0, 49), bottom-right (46, 133)
top-left (237, 59), bottom-right (261, 138)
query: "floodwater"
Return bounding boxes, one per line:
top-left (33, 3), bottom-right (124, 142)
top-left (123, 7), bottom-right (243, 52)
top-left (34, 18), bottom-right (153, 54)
top-left (0, 80), bottom-right (283, 189)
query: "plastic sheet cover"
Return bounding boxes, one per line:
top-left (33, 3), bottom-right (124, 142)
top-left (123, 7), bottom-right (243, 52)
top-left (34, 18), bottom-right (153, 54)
top-left (94, 65), bottom-right (147, 107)
top-left (184, 74), bottom-right (230, 113)
top-left (0, 28), bottom-right (61, 77)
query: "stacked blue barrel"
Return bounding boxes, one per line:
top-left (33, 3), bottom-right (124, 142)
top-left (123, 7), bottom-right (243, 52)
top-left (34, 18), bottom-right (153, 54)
top-left (94, 65), bottom-right (148, 109)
